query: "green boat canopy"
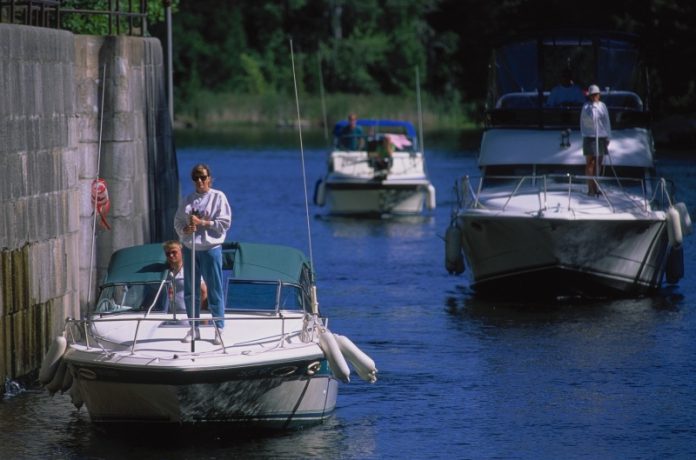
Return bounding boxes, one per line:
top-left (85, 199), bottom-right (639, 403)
top-left (101, 242), bottom-right (312, 286)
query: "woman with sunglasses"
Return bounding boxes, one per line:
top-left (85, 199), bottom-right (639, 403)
top-left (174, 164), bottom-right (232, 344)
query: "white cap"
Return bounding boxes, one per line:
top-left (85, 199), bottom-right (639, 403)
top-left (588, 84), bottom-right (601, 95)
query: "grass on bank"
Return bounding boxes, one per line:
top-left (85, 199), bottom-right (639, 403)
top-left (174, 90), bottom-right (481, 131)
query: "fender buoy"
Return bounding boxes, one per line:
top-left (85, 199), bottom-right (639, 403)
top-left (665, 244), bottom-right (684, 284)
top-left (69, 382), bottom-right (83, 410)
top-left (445, 223), bottom-right (465, 275)
top-left (45, 359), bottom-right (67, 395)
top-left (39, 335), bottom-right (67, 384)
top-left (91, 178), bottom-right (111, 230)
top-left (674, 202), bottom-right (692, 236)
top-left (334, 334), bottom-right (378, 383)
top-left (667, 206), bottom-right (683, 246)
top-left (314, 179), bottom-right (326, 206)
top-left (426, 184), bottom-right (437, 210)
top-left (318, 328), bottom-right (350, 383)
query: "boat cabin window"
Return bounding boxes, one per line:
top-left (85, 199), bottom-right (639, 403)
top-left (94, 282), bottom-right (167, 314)
top-left (225, 280), bottom-right (306, 313)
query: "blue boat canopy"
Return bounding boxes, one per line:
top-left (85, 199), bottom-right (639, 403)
top-left (332, 119), bottom-right (417, 138)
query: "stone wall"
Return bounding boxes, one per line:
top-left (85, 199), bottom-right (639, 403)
top-left (0, 24), bottom-right (178, 384)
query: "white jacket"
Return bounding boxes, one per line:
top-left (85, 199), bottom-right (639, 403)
top-left (174, 188), bottom-right (232, 250)
top-left (580, 101), bottom-right (612, 138)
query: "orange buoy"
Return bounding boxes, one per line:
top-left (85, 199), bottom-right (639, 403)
top-left (91, 178), bottom-right (111, 230)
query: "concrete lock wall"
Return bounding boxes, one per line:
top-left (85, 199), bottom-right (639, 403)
top-left (0, 24), bottom-right (178, 385)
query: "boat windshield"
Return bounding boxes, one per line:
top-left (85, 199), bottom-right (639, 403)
top-left (225, 279), bottom-right (309, 313)
top-left (487, 33), bottom-right (649, 129)
top-left (93, 281), bottom-right (168, 314)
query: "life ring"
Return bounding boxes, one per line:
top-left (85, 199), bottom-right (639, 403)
top-left (667, 206), bottom-right (683, 246)
top-left (91, 178), bottom-right (111, 230)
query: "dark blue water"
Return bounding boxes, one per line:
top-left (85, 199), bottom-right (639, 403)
top-left (2, 131), bottom-right (695, 459)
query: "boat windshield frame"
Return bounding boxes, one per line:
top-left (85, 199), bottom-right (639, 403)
top-left (486, 31), bottom-right (650, 130)
top-left (225, 279), bottom-right (312, 315)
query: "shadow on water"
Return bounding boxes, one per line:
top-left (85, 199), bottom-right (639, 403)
top-left (444, 284), bottom-right (685, 328)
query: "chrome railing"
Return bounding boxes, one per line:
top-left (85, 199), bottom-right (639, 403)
top-left (457, 174), bottom-right (673, 215)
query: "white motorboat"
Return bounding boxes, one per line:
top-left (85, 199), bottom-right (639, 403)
top-left (314, 119), bottom-right (436, 216)
top-left (40, 242), bottom-right (377, 427)
top-left (445, 30), bottom-right (691, 298)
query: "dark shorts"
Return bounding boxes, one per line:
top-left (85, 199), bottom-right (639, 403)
top-left (583, 137), bottom-right (609, 156)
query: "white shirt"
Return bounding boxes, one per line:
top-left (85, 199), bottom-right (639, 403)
top-left (580, 100), bottom-right (612, 138)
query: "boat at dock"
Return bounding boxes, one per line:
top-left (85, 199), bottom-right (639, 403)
top-left (445, 30), bottom-right (692, 298)
top-left (314, 119), bottom-right (436, 216)
top-left (40, 241), bottom-right (377, 427)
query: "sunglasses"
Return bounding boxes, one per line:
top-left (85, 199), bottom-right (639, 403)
top-left (192, 175), bottom-right (208, 182)
top-left (165, 250), bottom-right (179, 256)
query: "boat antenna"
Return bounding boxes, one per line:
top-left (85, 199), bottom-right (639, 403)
top-left (87, 64), bottom-right (107, 304)
top-left (289, 38), bottom-right (316, 276)
top-left (317, 52), bottom-right (329, 145)
top-left (415, 66), bottom-right (425, 154)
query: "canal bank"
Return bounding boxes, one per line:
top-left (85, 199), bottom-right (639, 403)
top-left (0, 24), bottom-right (178, 387)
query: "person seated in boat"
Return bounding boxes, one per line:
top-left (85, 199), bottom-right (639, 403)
top-left (338, 113), bottom-right (365, 150)
top-left (368, 135), bottom-right (394, 177)
top-left (547, 69), bottom-right (586, 107)
top-left (580, 84), bottom-right (612, 196)
top-left (162, 240), bottom-right (207, 314)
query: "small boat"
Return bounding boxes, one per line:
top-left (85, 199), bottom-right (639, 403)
top-left (445, 30), bottom-right (692, 298)
top-left (314, 119), bottom-right (436, 216)
top-left (40, 241), bottom-right (377, 427)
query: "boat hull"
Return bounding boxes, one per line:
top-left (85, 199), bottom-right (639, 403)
top-left (323, 181), bottom-right (431, 216)
top-left (66, 355), bottom-right (338, 427)
top-left (457, 214), bottom-right (670, 298)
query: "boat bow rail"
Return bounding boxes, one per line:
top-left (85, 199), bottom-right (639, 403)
top-left (455, 174), bottom-right (676, 216)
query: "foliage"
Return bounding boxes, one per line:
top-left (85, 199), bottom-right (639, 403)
top-left (150, 0), bottom-right (696, 122)
top-left (60, 0), bottom-right (176, 36)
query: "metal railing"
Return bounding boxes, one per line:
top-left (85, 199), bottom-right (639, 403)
top-left (457, 174), bottom-right (673, 216)
top-left (0, 0), bottom-right (148, 36)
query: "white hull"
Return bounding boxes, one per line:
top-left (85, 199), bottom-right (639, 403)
top-left (324, 180), bottom-right (433, 215)
top-left (69, 365), bottom-right (338, 426)
top-left (457, 205), bottom-right (669, 297)
top-left (63, 316), bottom-right (338, 426)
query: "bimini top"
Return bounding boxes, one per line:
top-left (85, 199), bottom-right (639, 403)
top-left (332, 119), bottom-right (417, 138)
top-left (227, 242), bottom-right (311, 284)
top-left (102, 244), bottom-right (168, 285)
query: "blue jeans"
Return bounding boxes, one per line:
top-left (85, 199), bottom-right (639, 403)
top-left (182, 245), bottom-right (225, 329)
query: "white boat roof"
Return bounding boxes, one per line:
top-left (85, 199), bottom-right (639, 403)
top-left (479, 128), bottom-right (655, 167)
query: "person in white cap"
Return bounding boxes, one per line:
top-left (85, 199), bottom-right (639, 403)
top-left (580, 84), bottom-right (611, 195)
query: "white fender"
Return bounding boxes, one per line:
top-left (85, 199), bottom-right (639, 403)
top-left (45, 359), bottom-right (67, 395)
top-left (674, 202), bottom-right (692, 236)
top-left (318, 328), bottom-right (350, 383)
top-left (426, 184), bottom-right (437, 210)
top-left (314, 179), bottom-right (326, 206)
top-left (445, 223), bottom-right (465, 275)
top-left (665, 244), bottom-right (684, 284)
top-left (39, 335), bottom-right (67, 385)
top-left (61, 365), bottom-right (73, 393)
top-left (334, 334), bottom-right (378, 383)
top-left (667, 206), bottom-right (683, 246)
top-left (69, 382), bottom-right (83, 409)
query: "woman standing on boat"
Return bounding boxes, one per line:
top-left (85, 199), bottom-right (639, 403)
top-left (580, 84), bottom-right (612, 196)
top-left (174, 164), bottom-right (232, 344)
